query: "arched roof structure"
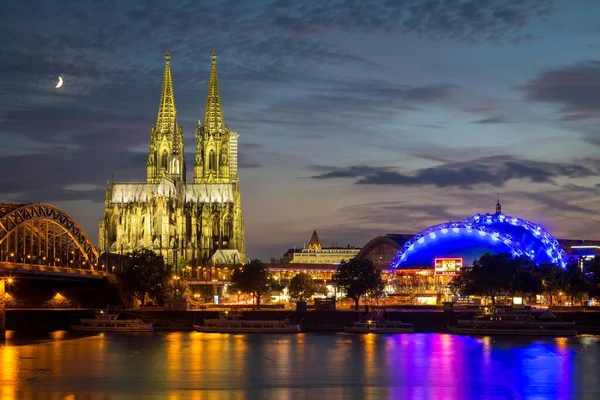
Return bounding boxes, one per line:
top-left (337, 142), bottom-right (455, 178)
top-left (390, 212), bottom-right (567, 269)
top-left (355, 234), bottom-right (412, 267)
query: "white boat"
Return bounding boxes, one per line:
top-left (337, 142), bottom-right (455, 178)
top-left (345, 312), bottom-right (413, 333)
top-left (193, 311), bottom-right (301, 333)
top-left (70, 310), bottom-right (154, 332)
top-left (448, 308), bottom-right (577, 336)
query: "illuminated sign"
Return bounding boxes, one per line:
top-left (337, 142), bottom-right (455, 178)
top-left (434, 258), bottom-right (462, 276)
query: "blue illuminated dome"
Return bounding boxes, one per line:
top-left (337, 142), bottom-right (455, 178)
top-left (390, 212), bottom-right (567, 269)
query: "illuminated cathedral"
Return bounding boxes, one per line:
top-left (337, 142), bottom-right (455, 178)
top-left (99, 50), bottom-right (245, 266)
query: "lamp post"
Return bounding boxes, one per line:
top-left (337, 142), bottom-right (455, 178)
top-left (172, 275), bottom-right (180, 298)
top-left (0, 277), bottom-right (12, 341)
top-left (1, 278), bottom-right (5, 340)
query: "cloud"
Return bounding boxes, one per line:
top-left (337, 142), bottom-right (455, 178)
top-left (309, 155), bottom-right (598, 188)
top-left (340, 202), bottom-right (464, 227)
top-left (472, 116), bottom-right (514, 124)
top-left (238, 81), bottom-right (461, 136)
top-left (521, 60), bottom-right (600, 121)
top-left (463, 107), bottom-right (497, 113)
top-left (265, 0), bottom-right (555, 43)
top-left (238, 153), bottom-right (263, 169)
top-left (518, 191), bottom-right (593, 214)
top-left (0, 147), bottom-right (141, 204)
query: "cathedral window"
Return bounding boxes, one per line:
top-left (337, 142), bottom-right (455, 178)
top-left (171, 158), bottom-right (180, 174)
top-left (212, 213), bottom-right (220, 236)
top-left (224, 216), bottom-right (233, 237)
top-left (161, 150), bottom-right (168, 170)
top-left (209, 150), bottom-right (217, 171)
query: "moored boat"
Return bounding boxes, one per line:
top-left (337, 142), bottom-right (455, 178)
top-left (70, 310), bottom-right (154, 332)
top-left (193, 311), bottom-right (301, 333)
top-left (345, 312), bottom-right (413, 333)
top-left (448, 307), bottom-right (577, 336)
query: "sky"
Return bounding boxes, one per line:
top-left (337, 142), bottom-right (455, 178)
top-left (1, 0), bottom-right (600, 261)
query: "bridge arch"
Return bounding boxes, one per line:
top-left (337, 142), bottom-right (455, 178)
top-left (0, 203), bottom-right (98, 268)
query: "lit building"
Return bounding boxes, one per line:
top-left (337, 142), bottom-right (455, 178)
top-left (281, 230), bottom-right (361, 264)
top-left (99, 51), bottom-right (245, 266)
top-left (356, 199), bottom-right (591, 304)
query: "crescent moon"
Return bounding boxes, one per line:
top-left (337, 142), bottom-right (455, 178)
top-left (56, 76), bottom-right (63, 88)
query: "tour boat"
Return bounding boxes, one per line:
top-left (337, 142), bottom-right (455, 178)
top-left (70, 310), bottom-right (154, 332)
top-left (345, 312), bottom-right (413, 333)
top-left (193, 311), bottom-right (301, 333)
top-left (448, 308), bottom-right (577, 336)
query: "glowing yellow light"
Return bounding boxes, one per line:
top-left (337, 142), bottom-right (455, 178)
top-left (7, 278), bottom-right (13, 284)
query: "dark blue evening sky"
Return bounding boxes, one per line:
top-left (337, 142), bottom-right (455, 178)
top-left (1, 0), bottom-right (600, 260)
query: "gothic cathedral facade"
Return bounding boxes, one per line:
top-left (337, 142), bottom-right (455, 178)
top-left (99, 50), bottom-right (245, 266)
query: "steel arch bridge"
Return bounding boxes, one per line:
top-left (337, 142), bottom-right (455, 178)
top-left (0, 203), bottom-right (99, 273)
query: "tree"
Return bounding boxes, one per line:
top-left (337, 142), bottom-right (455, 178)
top-left (565, 261), bottom-right (588, 306)
top-left (230, 259), bottom-right (274, 309)
top-left (449, 253), bottom-right (541, 305)
top-left (167, 276), bottom-right (190, 299)
top-left (450, 253), bottom-right (510, 305)
top-left (512, 257), bottom-right (543, 303)
top-left (333, 258), bottom-right (383, 311)
top-left (586, 256), bottom-right (600, 301)
top-left (119, 249), bottom-right (172, 305)
top-left (289, 272), bottom-right (319, 302)
top-left (536, 263), bottom-right (567, 306)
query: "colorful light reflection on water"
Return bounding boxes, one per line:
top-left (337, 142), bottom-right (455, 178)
top-left (1, 332), bottom-right (599, 399)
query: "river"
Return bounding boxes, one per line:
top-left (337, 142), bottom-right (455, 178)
top-left (1, 331), bottom-right (599, 399)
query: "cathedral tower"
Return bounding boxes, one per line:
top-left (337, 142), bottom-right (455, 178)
top-left (147, 51), bottom-right (185, 184)
top-left (194, 50), bottom-right (239, 184)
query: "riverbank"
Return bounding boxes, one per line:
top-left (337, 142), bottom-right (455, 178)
top-left (5, 309), bottom-right (600, 334)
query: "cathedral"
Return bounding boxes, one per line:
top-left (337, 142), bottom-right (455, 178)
top-left (99, 50), bottom-right (245, 267)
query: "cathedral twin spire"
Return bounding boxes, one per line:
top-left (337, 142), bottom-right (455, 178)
top-left (204, 49), bottom-right (226, 133)
top-left (156, 51), bottom-right (176, 131)
top-left (148, 49), bottom-right (233, 185)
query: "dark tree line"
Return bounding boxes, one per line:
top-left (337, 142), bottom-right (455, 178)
top-left (450, 252), bottom-right (600, 306)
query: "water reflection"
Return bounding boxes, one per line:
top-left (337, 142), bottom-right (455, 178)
top-left (0, 331), bottom-right (599, 399)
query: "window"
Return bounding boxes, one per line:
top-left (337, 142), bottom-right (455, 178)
top-left (212, 214), bottom-right (220, 236)
top-left (224, 216), bottom-right (233, 237)
top-left (209, 150), bottom-right (217, 171)
top-left (161, 150), bottom-right (168, 169)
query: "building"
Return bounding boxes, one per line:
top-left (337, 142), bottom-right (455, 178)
top-left (355, 199), bottom-right (600, 304)
top-left (99, 51), bottom-right (245, 267)
top-left (281, 230), bottom-right (361, 264)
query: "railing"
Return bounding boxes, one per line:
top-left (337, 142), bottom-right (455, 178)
top-left (186, 279), bottom-right (230, 285)
top-left (0, 261), bottom-right (109, 279)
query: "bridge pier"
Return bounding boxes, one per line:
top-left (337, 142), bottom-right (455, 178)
top-left (0, 279), bottom-right (5, 341)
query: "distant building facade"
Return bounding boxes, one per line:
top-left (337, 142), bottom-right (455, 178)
top-left (281, 230), bottom-right (361, 265)
top-left (98, 51), bottom-right (245, 266)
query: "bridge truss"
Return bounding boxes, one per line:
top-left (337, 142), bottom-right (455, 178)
top-left (0, 203), bottom-right (99, 269)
